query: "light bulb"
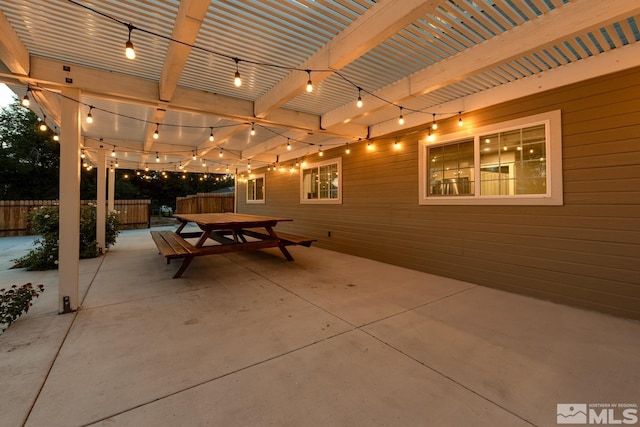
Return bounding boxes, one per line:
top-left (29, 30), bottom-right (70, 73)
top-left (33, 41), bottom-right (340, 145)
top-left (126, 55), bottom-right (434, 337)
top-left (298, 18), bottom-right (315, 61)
top-left (21, 93), bottom-right (30, 107)
top-left (432, 114), bottom-right (437, 130)
top-left (156, 152), bottom-right (160, 162)
top-left (318, 146), bottom-right (323, 156)
top-left (53, 133), bottom-right (59, 142)
top-left (357, 96), bottom-right (363, 108)
top-left (219, 149), bottom-right (223, 158)
top-left (209, 128), bottom-right (214, 142)
top-left (153, 124), bottom-right (159, 139)
top-left (86, 107), bottom-right (93, 124)
top-left (305, 70), bottom-right (313, 92)
top-left (125, 40), bottom-right (135, 59)
top-left (458, 112), bottom-right (463, 127)
top-left (81, 149), bottom-right (85, 159)
top-left (234, 71), bottom-right (242, 87)
top-left (287, 141), bottom-right (291, 150)
top-left (111, 148), bottom-right (116, 157)
top-left (345, 144), bottom-right (350, 154)
top-left (250, 123), bottom-right (255, 136)
top-left (398, 107), bottom-right (404, 125)
top-left (125, 25), bottom-right (136, 59)
top-left (39, 122), bottom-right (47, 132)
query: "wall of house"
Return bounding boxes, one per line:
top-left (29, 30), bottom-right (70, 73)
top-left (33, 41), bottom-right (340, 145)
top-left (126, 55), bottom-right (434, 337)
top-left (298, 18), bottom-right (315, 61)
top-left (238, 67), bottom-right (640, 321)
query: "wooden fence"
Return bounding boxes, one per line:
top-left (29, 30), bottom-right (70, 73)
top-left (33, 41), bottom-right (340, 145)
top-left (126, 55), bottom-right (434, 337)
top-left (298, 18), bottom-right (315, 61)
top-left (0, 199), bottom-right (151, 237)
top-left (176, 193), bottom-right (235, 214)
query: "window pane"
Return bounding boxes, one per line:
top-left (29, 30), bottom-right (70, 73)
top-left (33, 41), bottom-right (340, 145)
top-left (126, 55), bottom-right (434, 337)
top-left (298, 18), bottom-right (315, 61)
top-left (319, 163), bottom-right (339, 199)
top-left (428, 140), bottom-right (474, 196)
top-left (247, 180), bottom-right (255, 200)
top-left (480, 124), bottom-right (546, 195)
top-left (255, 177), bottom-right (264, 199)
top-left (303, 168), bottom-right (318, 199)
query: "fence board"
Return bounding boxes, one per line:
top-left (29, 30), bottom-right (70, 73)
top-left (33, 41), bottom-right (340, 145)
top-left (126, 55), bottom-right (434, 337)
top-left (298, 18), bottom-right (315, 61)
top-left (0, 200), bottom-right (151, 236)
top-left (176, 193), bottom-right (234, 214)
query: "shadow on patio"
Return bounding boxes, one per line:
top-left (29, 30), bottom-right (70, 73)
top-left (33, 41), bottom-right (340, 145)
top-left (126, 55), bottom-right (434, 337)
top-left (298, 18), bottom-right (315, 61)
top-left (1, 228), bottom-right (639, 427)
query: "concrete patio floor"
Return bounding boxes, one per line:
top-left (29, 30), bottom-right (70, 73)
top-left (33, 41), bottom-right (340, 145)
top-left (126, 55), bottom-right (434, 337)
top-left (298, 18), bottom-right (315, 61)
top-left (1, 227), bottom-right (638, 427)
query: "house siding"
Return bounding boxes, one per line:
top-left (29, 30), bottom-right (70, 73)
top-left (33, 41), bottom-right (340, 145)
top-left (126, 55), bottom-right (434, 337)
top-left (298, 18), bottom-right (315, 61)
top-left (238, 67), bottom-right (640, 320)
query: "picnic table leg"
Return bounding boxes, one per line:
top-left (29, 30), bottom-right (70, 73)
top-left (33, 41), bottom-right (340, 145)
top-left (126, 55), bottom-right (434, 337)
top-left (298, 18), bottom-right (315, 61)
top-left (175, 220), bottom-right (188, 234)
top-left (265, 226), bottom-right (294, 261)
top-left (173, 256), bottom-right (194, 279)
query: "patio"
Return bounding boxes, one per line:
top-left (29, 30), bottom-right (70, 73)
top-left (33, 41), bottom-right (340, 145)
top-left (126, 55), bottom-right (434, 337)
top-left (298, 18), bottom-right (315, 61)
top-left (1, 228), bottom-right (639, 427)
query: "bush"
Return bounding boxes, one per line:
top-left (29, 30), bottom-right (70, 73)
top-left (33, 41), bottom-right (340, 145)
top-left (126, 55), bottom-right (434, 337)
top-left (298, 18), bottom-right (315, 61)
top-left (1, 283), bottom-right (45, 333)
top-left (15, 204), bottom-right (121, 270)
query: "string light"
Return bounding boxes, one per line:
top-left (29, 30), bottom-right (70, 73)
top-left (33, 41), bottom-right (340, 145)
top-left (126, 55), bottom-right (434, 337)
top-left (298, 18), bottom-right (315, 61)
top-left (394, 138), bottom-right (400, 150)
top-left (125, 24), bottom-right (136, 60)
top-left (345, 143), bottom-right (350, 154)
top-left (21, 88), bottom-right (30, 107)
top-left (39, 115), bottom-right (47, 131)
top-left (86, 106), bottom-right (94, 123)
top-left (250, 122), bottom-right (255, 136)
top-left (81, 149), bottom-right (85, 159)
top-left (192, 150), bottom-right (197, 161)
top-left (111, 146), bottom-right (116, 157)
top-left (53, 126), bottom-right (59, 142)
top-left (209, 127), bottom-right (214, 142)
top-left (287, 139), bottom-right (291, 150)
top-left (305, 70), bottom-right (313, 92)
top-left (179, 161), bottom-right (183, 169)
top-left (219, 148), bottom-right (223, 158)
top-left (398, 107), bottom-right (404, 125)
top-left (71, 2), bottom-right (466, 136)
top-left (153, 123), bottom-right (159, 139)
top-left (155, 152), bottom-right (160, 162)
top-left (431, 113), bottom-right (437, 130)
top-left (247, 160), bottom-right (251, 171)
top-left (318, 145), bottom-right (323, 156)
top-left (458, 111), bottom-right (463, 127)
top-left (202, 159), bottom-right (206, 167)
top-left (234, 58), bottom-right (242, 87)
top-left (115, 158), bottom-right (119, 168)
top-left (367, 141), bottom-right (373, 151)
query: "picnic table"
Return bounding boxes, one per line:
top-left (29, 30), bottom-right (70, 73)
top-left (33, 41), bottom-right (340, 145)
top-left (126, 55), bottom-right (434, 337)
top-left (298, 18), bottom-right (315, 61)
top-left (150, 213), bottom-right (315, 278)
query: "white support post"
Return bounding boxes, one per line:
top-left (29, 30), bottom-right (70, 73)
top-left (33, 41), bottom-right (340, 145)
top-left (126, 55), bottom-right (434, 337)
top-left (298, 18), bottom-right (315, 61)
top-left (58, 87), bottom-right (81, 313)
top-left (108, 163), bottom-right (115, 213)
top-left (96, 146), bottom-right (106, 252)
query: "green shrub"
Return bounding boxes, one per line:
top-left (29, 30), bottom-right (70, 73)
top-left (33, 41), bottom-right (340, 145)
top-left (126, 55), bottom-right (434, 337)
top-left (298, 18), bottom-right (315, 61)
top-left (15, 204), bottom-right (121, 270)
top-left (1, 283), bottom-right (45, 333)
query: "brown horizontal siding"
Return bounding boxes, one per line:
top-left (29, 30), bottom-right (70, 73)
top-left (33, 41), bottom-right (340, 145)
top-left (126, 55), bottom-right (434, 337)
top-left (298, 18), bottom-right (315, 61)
top-left (239, 66), bottom-right (640, 320)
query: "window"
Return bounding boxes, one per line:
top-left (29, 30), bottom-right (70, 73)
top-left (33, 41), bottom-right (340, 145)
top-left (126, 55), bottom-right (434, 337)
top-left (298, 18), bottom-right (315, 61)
top-left (300, 158), bottom-right (342, 204)
top-left (419, 110), bottom-right (563, 205)
top-left (246, 174), bottom-right (265, 203)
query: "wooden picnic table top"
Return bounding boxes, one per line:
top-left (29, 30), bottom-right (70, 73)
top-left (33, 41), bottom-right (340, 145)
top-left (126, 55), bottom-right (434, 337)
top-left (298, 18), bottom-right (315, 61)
top-left (173, 213), bottom-right (293, 229)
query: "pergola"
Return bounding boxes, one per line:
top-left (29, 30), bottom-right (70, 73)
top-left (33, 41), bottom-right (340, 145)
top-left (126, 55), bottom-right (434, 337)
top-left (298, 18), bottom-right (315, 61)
top-left (1, 0), bottom-right (639, 312)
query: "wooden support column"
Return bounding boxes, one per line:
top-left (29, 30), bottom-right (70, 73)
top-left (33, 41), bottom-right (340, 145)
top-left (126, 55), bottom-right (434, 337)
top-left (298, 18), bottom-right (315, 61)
top-left (96, 146), bottom-right (106, 252)
top-left (58, 87), bottom-right (81, 313)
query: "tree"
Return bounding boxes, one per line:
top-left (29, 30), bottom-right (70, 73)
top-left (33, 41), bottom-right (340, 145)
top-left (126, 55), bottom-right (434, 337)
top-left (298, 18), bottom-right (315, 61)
top-left (0, 99), bottom-right (60, 199)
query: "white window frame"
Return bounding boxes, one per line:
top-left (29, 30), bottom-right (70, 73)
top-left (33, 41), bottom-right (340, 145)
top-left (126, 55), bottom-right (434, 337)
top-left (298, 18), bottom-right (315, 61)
top-left (300, 157), bottom-right (342, 204)
top-left (419, 110), bottom-right (563, 206)
top-left (246, 173), bottom-right (265, 204)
